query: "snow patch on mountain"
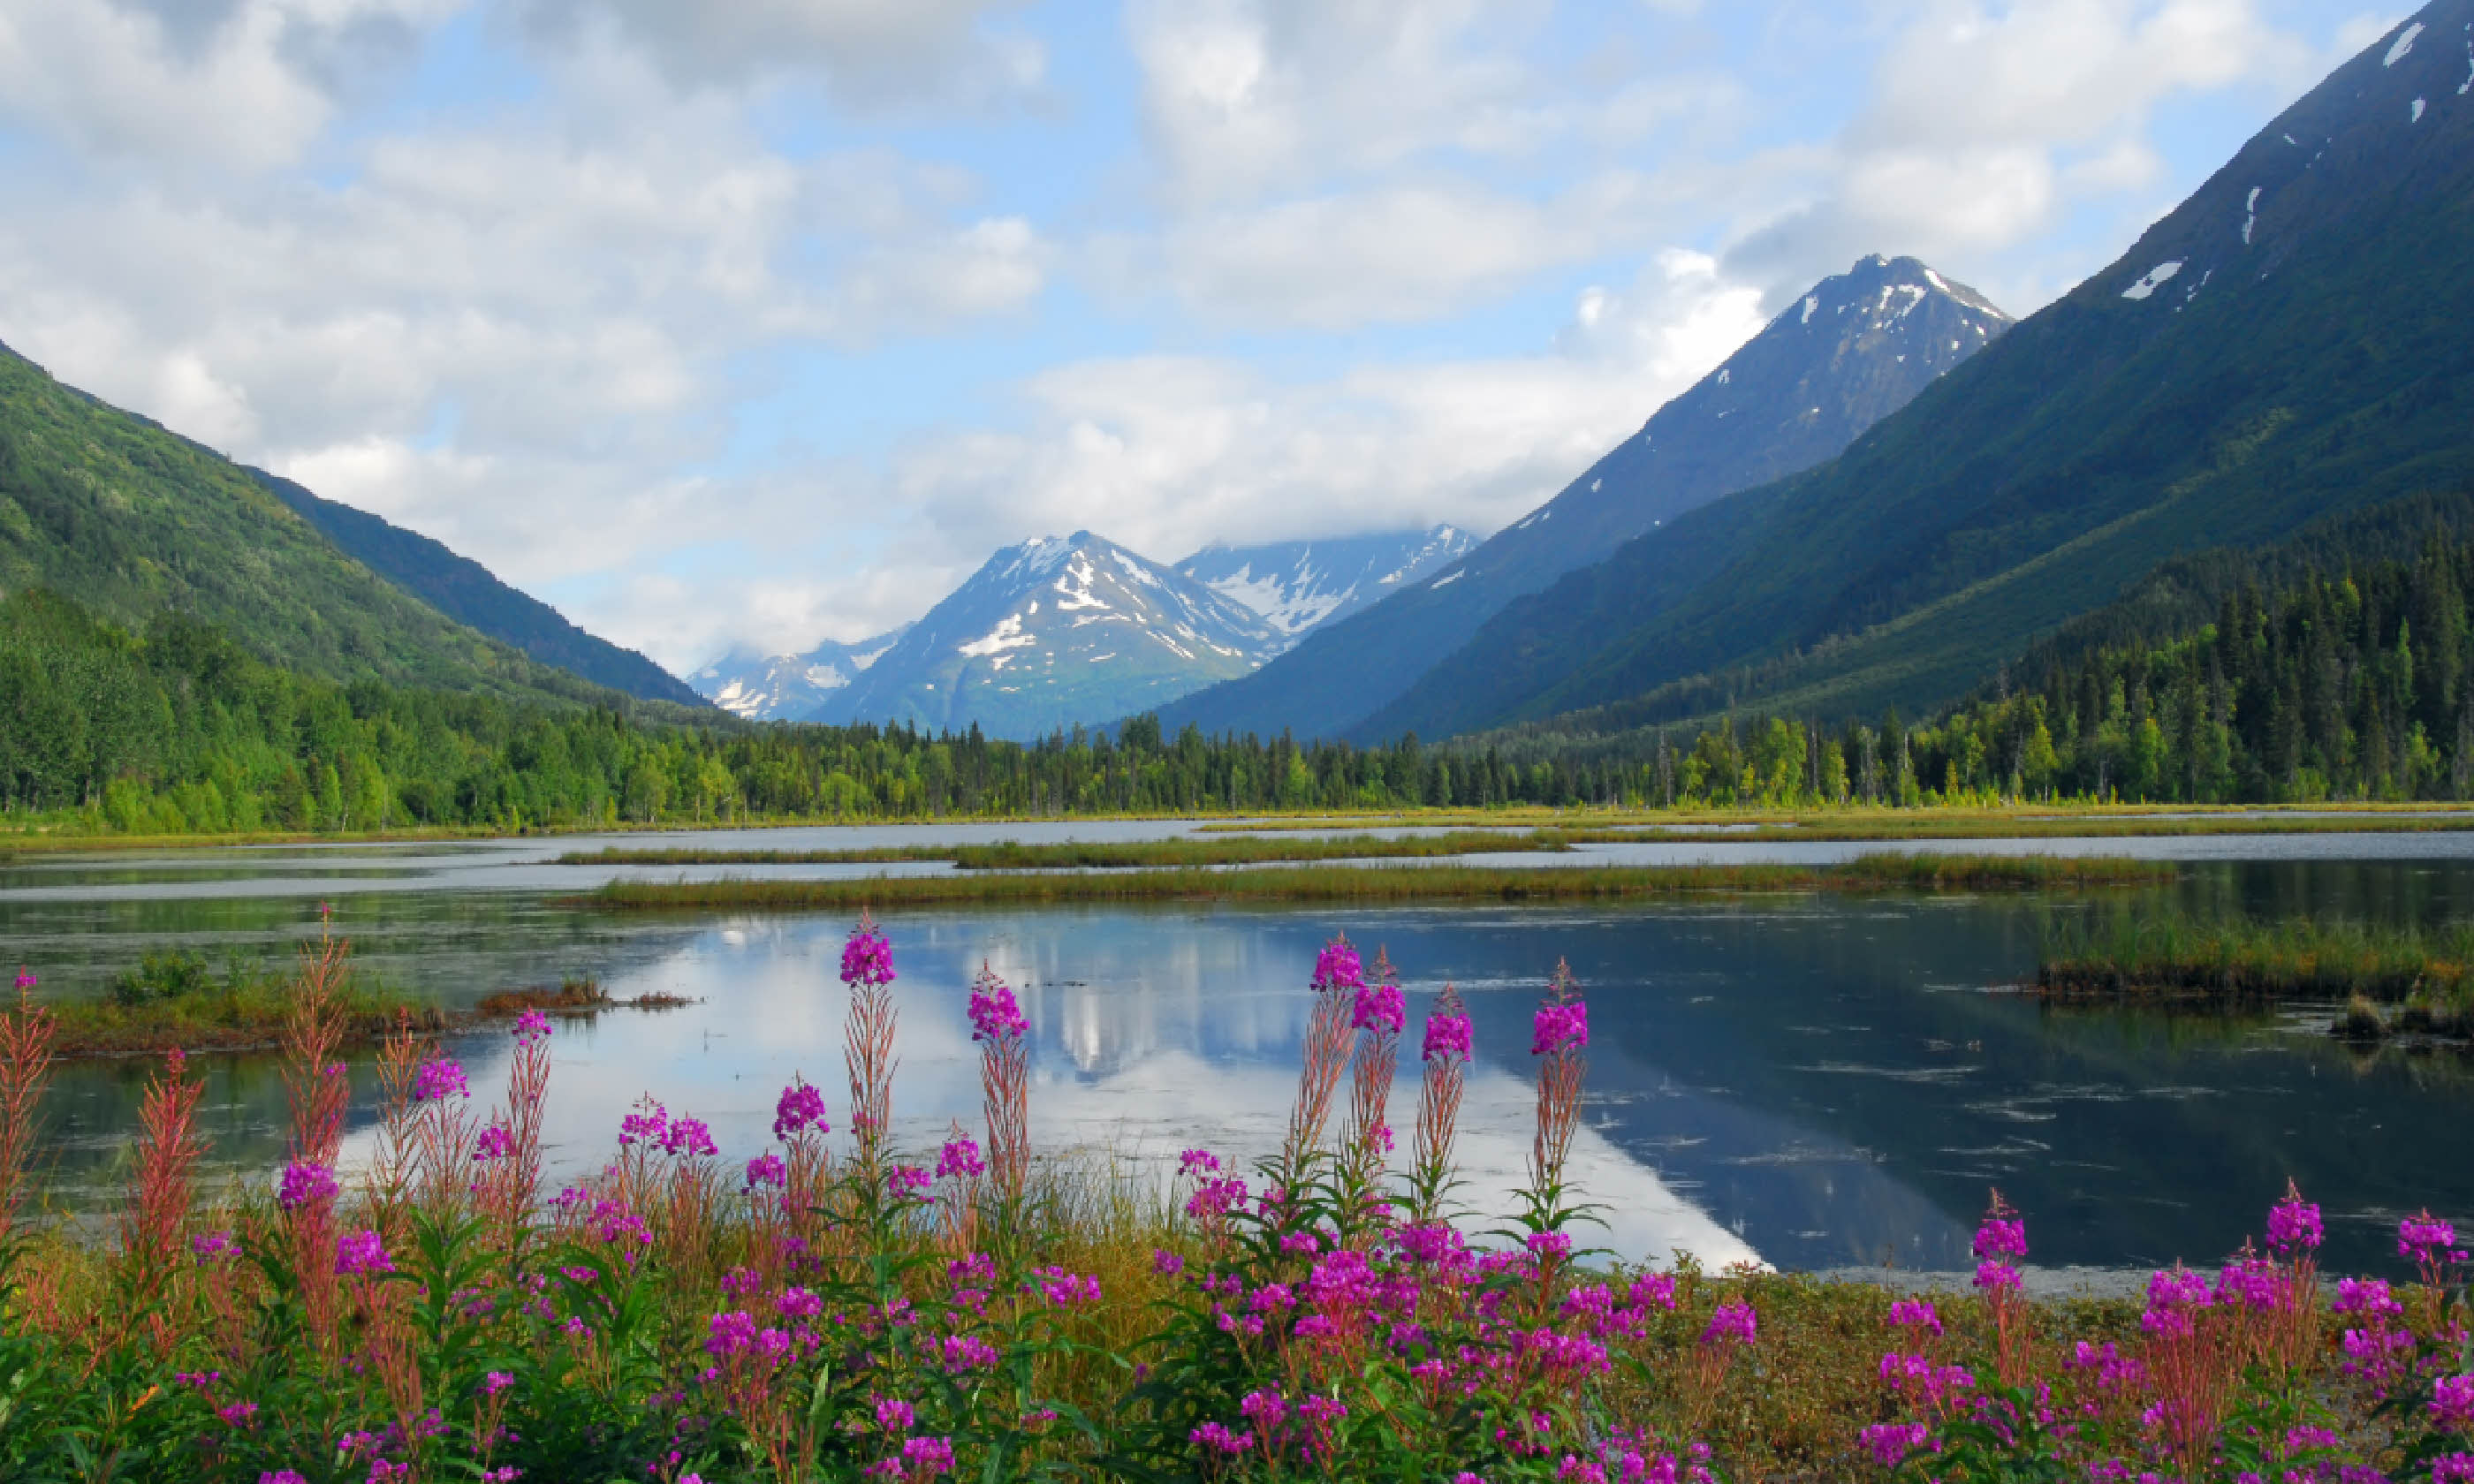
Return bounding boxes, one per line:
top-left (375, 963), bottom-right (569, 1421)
top-left (1174, 526), bottom-right (1476, 647)
top-left (2122, 261), bottom-right (2184, 300)
top-left (690, 627), bottom-right (911, 722)
top-left (2387, 20), bottom-right (2424, 66)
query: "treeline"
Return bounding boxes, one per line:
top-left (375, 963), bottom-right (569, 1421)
top-left (14, 526), bottom-right (2474, 837)
top-left (0, 590), bottom-right (1634, 833)
top-left (1587, 533), bottom-right (2474, 807)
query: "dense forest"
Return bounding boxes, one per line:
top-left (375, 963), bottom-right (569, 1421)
top-left (11, 526), bottom-right (2474, 835)
top-left (0, 588), bottom-right (1621, 830)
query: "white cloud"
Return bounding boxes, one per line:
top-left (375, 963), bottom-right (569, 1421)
top-left (781, 250), bottom-right (1770, 663)
top-left (517, 0), bottom-right (1045, 108)
top-left (0, 0), bottom-right (453, 170)
top-left (1723, 0), bottom-right (2321, 305)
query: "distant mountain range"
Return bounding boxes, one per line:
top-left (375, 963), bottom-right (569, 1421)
top-left (1415, 0), bottom-right (2474, 753)
top-left (1175, 526), bottom-right (1475, 648)
top-left (801, 532), bottom-right (1278, 738)
top-left (1154, 254), bottom-right (2015, 742)
top-left (690, 629), bottom-right (911, 722)
top-left (693, 526), bottom-right (1468, 730)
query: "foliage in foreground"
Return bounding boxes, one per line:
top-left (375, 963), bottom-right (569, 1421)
top-left (0, 921), bottom-right (2468, 1483)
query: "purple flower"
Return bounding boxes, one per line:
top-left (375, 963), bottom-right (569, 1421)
top-left (1030, 1266), bottom-right (1100, 1306)
top-left (1702, 1298), bottom-right (1757, 1347)
top-left (2267, 1184), bottom-right (2323, 1254)
top-left (1887, 1298), bottom-right (1942, 1336)
top-left (968, 971), bottom-right (1028, 1041)
top-left (887, 1165), bottom-right (933, 1202)
top-left (1972, 1214), bottom-right (2028, 1261)
top-left (618, 1100), bottom-right (667, 1147)
top-left (411, 1057), bottom-right (468, 1102)
top-left (900, 1435), bottom-right (956, 1477)
top-left (1531, 1000), bottom-right (1588, 1056)
top-left (659, 1116), bottom-right (717, 1159)
top-left (874, 1395), bottom-right (915, 1433)
top-left (11, 969), bottom-right (34, 992)
top-left (512, 1010), bottom-right (552, 1042)
top-left (482, 1371), bottom-right (514, 1397)
top-left (335, 1230), bottom-right (393, 1276)
top-left (2334, 1276), bottom-right (2401, 1315)
top-left (773, 1079), bottom-right (829, 1140)
top-left (276, 1161), bottom-right (338, 1211)
top-left (1190, 1422), bottom-right (1253, 1457)
top-left (258, 1473), bottom-right (309, 1484)
top-left (744, 1154), bottom-right (787, 1189)
top-left (1310, 938), bottom-right (1363, 994)
top-left (1239, 1389), bottom-right (1287, 1433)
top-left (1974, 1261), bottom-right (2022, 1294)
top-left (192, 1230), bottom-right (239, 1263)
top-left (940, 1335), bottom-right (999, 1373)
top-left (1422, 1009), bottom-right (1473, 1064)
top-left (1861, 1422), bottom-right (1934, 1468)
top-left (1153, 1248), bottom-right (1185, 1277)
top-left (2432, 1375), bottom-right (2474, 1434)
top-left (706, 1311), bottom-right (760, 1358)
top-left (1527, 1230), bottom-right (1574, 1263)
top-left (1178, 1147), bottom-right (1222, 1177)
top-left (936, 1136), bottom-right (985, 1181)
top-left (1353, 981), bottom-right (1407, 1035)
top-left (2401, 1211), bottom-right (2462, 1263)
top-left (840, 922), bottom-right (897, 990)
top-left (2434, 1456), bottom-right (2474, 1484)
top-left (2143, 1266), bottom-right (2215, 1336)
top-left (472, 1125), bottom-right (513, 1162)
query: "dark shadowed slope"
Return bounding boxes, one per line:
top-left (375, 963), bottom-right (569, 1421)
top-left (1374, 0), bottom-right (2474, 745)
top-left (1154, 255), bottom-right (2011, 742)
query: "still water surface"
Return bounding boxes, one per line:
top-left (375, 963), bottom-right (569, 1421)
top-left (6, 826), bottom-right (2471, 1278)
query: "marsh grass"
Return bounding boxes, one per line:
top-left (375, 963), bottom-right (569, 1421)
top-left (576, 852), bottom-right (2170, 912)
top-left (558, 829), bottom-right (1582, 869)
top-left (2038, 913), bottom-right (2474, 1037)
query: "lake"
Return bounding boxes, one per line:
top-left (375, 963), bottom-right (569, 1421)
top-left (7, 824), bottom-right (2471, 1278)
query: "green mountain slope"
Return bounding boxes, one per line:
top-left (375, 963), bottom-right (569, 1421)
top-left (252, 470), bottom-right (707, 707)
top-left (0, 340), bottom-right (635, 708)
top-left (1154, 255), bottom-right (2010, 742)
top-left (1365, 0), bottom-right (2474, 745)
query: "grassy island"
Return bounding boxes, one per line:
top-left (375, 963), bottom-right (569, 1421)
top-left (34, 951), bottom-right (685, 1060)
top-left (2037, 914), bottom-right (2474, 1041)
top-left (571, 852), bottom-right (2173, 912)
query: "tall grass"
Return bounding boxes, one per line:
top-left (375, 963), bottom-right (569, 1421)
top-left (1, 918), bottom-right (2465, 1484)
top-left (2038, 912), bottom-right (2474, 1034)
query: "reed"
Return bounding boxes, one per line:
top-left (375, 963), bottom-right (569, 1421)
top-left (2038, 912), bottom-right (2474, 1034)
top-left (581, 852), bottom-right (2170, 912)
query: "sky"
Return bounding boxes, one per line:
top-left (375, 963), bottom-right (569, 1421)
top-left (0, 0), bottom-right (2410, 672)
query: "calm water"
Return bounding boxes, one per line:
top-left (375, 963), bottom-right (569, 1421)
top-left (7, 826), bottom-right (2474, 1278)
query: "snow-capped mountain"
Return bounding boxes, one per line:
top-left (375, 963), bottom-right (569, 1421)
top-left (809, 532), bottom-right (1280, 738)
top-left (1158, 254), bottom-right (2015, 742)
top-left (1174, 526), bottom-right (1476, 649)
top-left (689, 628), bottom-right (909, 722)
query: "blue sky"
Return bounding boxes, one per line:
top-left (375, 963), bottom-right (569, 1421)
top-left (0, 0), bottom-right (2409, 668)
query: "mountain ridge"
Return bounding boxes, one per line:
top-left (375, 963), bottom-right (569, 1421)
top-left (253, 470), bottom-right (709, 708)
top-left (1153, 254), bottom-right (2014, 742)
top-left (811, 531), bottom-right (1279, 739)
top-left (1367, 0), bottom-right (2474, 746)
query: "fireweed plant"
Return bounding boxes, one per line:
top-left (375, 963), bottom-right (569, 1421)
top-left (0, 920), bottom-right (2464, 1482)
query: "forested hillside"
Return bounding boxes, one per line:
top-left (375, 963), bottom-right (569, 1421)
top-left (0, 341), bottom-right (634, 708)
top-left (0, 588), bottom-right (1605, 830)
top-left (254, 470), bottom-right (708, 707)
